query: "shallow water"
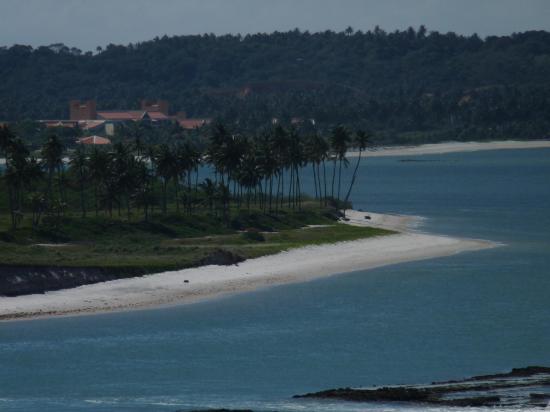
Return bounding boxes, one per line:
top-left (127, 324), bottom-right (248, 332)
top-left (1, 149), bottom-right (549, 411)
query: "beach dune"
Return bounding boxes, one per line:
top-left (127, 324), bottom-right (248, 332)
top-left (0, 211), bottom-right (498, 321)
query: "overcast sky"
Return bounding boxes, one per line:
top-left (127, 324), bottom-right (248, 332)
top-left (1, 0), bottom-right (550, 50)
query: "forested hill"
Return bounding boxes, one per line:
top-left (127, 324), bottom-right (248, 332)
top-left (2, 27), bottom-right (550, 143)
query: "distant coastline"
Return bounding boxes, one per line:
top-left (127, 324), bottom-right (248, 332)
top-left (347, 139), bottom-right (550, 157)
top-left (0, 210), bottom-right (498, 321)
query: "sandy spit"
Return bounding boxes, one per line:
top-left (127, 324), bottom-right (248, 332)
top-left (0, 211), bottom-right (499, 321)
top-left (347, 140), bottom-right (550, 157)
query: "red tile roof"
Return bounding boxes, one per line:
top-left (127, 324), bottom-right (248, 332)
top-left (147, 111), bottom-right (170, 120)
top-left (77, 135), bottom-right (111, 145)
top-left (97, 110), bottom-right (172, 122)
top-left (78, 120), bottom-right (105, 130)
top-left (97, 111), bottom-right (144, 121)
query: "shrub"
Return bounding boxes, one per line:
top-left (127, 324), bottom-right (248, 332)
top-left (241, 229), bottom-right (265, 242)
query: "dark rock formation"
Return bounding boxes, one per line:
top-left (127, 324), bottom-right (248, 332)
top-left (294, 366), bottom-right (550, 408)
top-left (180, 409), bottom-right (253, 412)
top-left (198, 249), bottom-right (244, 266)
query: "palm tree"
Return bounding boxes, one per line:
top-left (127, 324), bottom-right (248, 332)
top-left (24, 158), bottom-right (44, 228)
top-left (88, 148), bottom-right (110, 216)
top-left (271, 125), bottom-right (289, 211)
top-left (0, 125), bottom-right (15, 171)
top-left (112, 142), bottom-right (133, 217)
top-left (305, 133), bottom-right (330, 204)
top-left (177, 142), bottom-right (201, 214)
top-left (133, 157), bottom-right (153, 221)
top-left (41, 134), bottom-right (64, 210)
top-left (69, 147), bottom-right (89, 218)
top-left (206, 122), bottom-right (231, 185)
top-left (287, 128), bottom-right (305, 209)
top-left (200, 178), bottom-right (216, 214)
top-left (329, 126), bottom-right (351, 202)
top-left (155, 144), bottom-right (178, 214)
top-left (343, 130), bottom-right (371, 216)
top-left (4, 138), bottom-right (36, 229)
top-left (238, 143), bottom-right (261, 211)
top-left (1, 125), bottom-right (16, 220)
top-left (256, 132), bottom-right (277, 211)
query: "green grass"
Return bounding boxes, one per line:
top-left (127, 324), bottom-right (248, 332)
top-left (0, 206), bottom-right (393, 274)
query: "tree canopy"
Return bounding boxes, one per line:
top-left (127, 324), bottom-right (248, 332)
top-left (1, 27), bottom-right (550, 143)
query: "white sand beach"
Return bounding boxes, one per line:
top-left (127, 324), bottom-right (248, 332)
top-left (0, 211), bottom-right (498, 321)
top-left (347, 140), bottom-right (550, 157)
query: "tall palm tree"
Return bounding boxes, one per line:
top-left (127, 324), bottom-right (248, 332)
top-left (256, 132), bottom-right (277, 212)
top-left (271, 125), bottom-right (289, 211)
top-left (206, 122), bottom-right (231, 185)
top-left (0, 125), bottom-right (16, 171)
top-left (329, 126), bottom-right (351, 202)
top-left (200, 178), bottom-right (216, 214)
top-left (343, 130), bottom-right (371, 216)
top-left (88, 147), bottom-right (110, 216)
top-left (1, 125), bottom-right (16, 221)
top-left (69, 147), bottom-right (89, 218)
top-left (41, 134), bottom-right (64, 210)
top-left (112, 142), bottom-right (133, 217)
top-left (24, 158), bottom-right (44, 228)
top-left (238, 144), bottom-right (261, 211)
top-left (155, 144), bottom-right (178, 214)
top-left (305, 133), bottom-right (329, 204)
top-left (287, 128), bottom-right (305, 209)
top-left (4, 138), bottom-right (34, 229)
top-left (133, 157), bottom-right (153, 221)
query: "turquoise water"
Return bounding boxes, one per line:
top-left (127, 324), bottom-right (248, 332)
top-left (1, 149), bottom-right (549, 411)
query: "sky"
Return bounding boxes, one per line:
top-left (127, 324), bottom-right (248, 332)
top-left (1, 0), bottom-right (550, 51)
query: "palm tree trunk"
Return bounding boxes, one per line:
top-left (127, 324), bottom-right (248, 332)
top-left (295, 166), bottom-right (302, 210)
top-left (279, 171), bottom-right (284, 211)
top-left (337, 158), bottom-right (343, 201)
top-left (94, 183), bottom-right (98, 216)
top-left (343, 149), bottom-right (363, 217)
top-left (316, 162), bottom-right (323, 207)
top-left (163, 179), bottom-right (167, 214)
top-left (275, 172), bottom-right (281, 213)
top-left (187, 172), bottom-right (192, 214)
top-left (322, 160), bottom-right (327, 205)
top-left (80, 180), bottom-right (86, 218)
top-left (47, 168), bottom-right (54, 207)
top-left (312, 164), bottom-right (318, 199)
top-left (174, 178), bottom-right (180, 213)
top-left (8, 184), bottom-right (16, 229)
top-left (331, 158), bottom-right (337, 199)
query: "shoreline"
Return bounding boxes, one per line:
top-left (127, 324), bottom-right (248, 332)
top-left (0, 211), bottom-right (499, 321)
top-left (1, 140), bottom-right (549, 166)
top-left (347, 139), bottom-right (550, 157)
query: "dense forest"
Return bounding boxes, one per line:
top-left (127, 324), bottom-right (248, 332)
top-left (2, 26), bottom-right (550, 143)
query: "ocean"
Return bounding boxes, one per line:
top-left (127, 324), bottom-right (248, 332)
top-left (1, 148), bottom-right (549, 411)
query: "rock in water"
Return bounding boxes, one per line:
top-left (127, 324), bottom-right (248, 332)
top-left (294, 366), bottom-right (550, 408)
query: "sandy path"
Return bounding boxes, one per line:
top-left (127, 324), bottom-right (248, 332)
top-left (0, 211), bottom-right (499, 321)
